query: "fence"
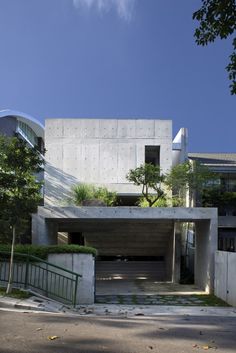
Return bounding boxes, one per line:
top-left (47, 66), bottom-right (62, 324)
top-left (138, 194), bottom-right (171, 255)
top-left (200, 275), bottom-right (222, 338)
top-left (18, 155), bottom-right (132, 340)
top-left (0, 252), bottom-right (81, 307)
top-left (215, 250), bottom-right (236, 306)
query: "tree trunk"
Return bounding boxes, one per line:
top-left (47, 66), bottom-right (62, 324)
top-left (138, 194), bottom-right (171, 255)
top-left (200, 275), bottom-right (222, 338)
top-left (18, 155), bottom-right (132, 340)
top-left (6, 225), bottom-right (16, 294)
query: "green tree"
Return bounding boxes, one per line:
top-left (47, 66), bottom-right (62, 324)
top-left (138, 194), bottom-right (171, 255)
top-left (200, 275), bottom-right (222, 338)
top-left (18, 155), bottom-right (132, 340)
top-left (165, 160), bottom-right (215, 206)
top-left (193, 0), bottom-right (236, 94)
top-left (70, 183), bottom-right (117, 206)
top-left (0, 136), bottom-right (43, 293)
top-left (202, 187), bottom-right (236, 209)
top-left (126, 163), bottom-right (166, 207)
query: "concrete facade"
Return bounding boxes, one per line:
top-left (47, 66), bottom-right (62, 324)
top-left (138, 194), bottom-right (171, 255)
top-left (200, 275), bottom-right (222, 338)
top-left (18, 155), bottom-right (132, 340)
top-left (45, 118), bottom-right (173, 205)
top-left (48, 253), bottom-right (95, 304)
top-left (30, 117), bottom-right (220, 298)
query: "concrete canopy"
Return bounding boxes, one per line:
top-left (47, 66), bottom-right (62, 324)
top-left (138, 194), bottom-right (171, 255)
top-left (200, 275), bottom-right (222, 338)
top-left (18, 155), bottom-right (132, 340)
top-left (32, 206), bottom-right (218, 293)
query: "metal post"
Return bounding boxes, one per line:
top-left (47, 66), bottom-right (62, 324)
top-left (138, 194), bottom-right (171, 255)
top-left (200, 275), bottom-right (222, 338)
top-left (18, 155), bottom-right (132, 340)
top-left (24, 254), bottom-right (29, 289)
top-left (73, 275), bottom-right (79, 307)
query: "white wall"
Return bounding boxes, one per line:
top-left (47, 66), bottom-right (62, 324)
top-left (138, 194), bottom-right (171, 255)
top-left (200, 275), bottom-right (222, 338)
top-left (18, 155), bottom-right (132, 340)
top-left (44, 118), bottom-right (172, 205)
top-left (215, 251), bottom-right (236, 306)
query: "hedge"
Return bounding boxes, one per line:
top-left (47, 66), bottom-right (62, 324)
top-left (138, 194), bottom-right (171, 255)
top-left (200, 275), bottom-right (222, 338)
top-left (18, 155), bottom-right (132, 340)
top-left (0, 244), bottom-right (97, 259)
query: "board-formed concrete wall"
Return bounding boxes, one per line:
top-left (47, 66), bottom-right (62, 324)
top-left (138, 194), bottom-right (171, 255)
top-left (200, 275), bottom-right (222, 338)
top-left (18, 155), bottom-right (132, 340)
top-left (48, 253), bottom-right (94, 305)
top-left (44, 118), bottom-right (172, 205)
top-left (215, 251), bottom-right (236, 306)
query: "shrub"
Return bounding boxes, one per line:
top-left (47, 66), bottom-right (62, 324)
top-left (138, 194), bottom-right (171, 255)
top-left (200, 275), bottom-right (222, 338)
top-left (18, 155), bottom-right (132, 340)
top-left (138, 196), bottom-right (168, 207)
top-left (0, 244), bottom-right (97, 259)
top-left (70, 183), bottom-right (117, 206)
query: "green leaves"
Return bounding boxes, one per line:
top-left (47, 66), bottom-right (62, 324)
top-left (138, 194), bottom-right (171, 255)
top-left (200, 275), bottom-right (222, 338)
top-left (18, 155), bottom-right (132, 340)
top-left (0, 136), bottom-right (44, 238)
top-left (193, 0), bottom-right (236, 94)
top-left (165, 161), bottom-right (216, 206)
top-left (127, 161), bottom-right (215, 207)
top-left (126, 163), bottom-right (166, 207)
top-left (70, 183), bottom-right (117, 206)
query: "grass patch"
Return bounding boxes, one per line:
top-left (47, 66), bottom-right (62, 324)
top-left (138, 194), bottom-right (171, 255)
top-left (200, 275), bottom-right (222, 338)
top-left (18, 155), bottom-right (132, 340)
top-left (132, 294), bottom-right (137, 304)
top-left (117, 295), bottom-right (124, 304)
top-left (191, 294), bottom-right (230, 307)
top-left (0, 287), bottom-right (30, 299)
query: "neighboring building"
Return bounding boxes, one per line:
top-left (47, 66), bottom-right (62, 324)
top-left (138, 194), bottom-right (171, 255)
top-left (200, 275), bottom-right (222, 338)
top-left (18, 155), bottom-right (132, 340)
top-left (0, 109), bottom-right (45, 153)
top-left (188, 153), bottom-right (236, 252)
top-left (0, 109), bottom-right (45, 185)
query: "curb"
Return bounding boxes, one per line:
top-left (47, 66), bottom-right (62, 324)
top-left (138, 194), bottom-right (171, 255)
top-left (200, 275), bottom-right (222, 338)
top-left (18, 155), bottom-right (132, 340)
top-left (0, 299), bottom-right (46, 311)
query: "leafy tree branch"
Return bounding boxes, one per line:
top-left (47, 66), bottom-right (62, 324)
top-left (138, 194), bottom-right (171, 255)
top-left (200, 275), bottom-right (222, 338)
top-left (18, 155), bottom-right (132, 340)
top-left (193, 0), bottom-right (236, 94)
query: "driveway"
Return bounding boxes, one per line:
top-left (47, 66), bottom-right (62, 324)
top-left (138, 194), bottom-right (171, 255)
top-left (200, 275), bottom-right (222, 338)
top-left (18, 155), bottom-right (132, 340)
top-left (0, 310), bottom-right (236, 353)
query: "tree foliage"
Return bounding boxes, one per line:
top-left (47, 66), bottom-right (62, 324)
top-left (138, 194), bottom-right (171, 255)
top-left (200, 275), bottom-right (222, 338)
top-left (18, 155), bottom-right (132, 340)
top-left (126, 163), bottom-right (166, 207)
top-left (202, 187), bottom-right (236, 208)
top-left (165, 160), bottom-right (215, 206)
top-left (70, 183), bottom-right (117, 206)
top-left (0, 136), bottom-right (43, 242)
top-left (193, 0), bottom-right (236, 94)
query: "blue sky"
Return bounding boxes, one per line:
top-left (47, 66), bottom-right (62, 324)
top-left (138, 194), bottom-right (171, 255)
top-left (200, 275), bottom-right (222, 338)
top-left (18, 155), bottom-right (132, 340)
top-left (0, 0), bottom-right (235, 152)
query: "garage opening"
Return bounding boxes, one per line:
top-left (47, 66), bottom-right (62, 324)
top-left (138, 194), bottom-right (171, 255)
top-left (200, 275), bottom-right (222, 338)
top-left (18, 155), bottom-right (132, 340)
top-left (96, 255), bottom-right (166, 281)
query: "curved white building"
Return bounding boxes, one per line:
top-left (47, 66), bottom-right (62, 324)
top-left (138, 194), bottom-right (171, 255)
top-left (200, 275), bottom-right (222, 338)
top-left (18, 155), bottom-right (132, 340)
top-left (0, 109), bottom-right (44, 153)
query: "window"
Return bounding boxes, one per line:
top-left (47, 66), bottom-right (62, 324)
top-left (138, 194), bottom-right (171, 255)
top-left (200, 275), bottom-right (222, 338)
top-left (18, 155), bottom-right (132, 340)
top-left (145, 146), bottom-right (160, 166)
top-left (18, 120), bottom-right (38, 146)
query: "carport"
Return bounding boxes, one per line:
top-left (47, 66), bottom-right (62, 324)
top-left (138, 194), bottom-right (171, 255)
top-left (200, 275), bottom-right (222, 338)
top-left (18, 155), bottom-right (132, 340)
top-left (32, 206), bottom-right (218, 293)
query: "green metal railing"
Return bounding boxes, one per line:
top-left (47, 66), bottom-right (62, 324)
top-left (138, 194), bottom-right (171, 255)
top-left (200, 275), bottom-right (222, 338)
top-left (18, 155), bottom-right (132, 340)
top-left (0, 252), bottom-right (81, 307)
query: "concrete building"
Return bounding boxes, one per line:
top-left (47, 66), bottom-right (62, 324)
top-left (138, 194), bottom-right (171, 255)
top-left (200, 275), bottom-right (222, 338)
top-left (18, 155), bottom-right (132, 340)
top-left (32, 118), bottom-right (218, 293)
top-left (189, 153), bottom-right (236, 252)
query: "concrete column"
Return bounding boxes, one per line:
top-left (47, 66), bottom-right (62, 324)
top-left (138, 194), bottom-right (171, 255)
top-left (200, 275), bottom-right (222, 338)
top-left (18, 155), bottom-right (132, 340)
top-left (172, 222), bottom-right (181, 283)
top-left (166, 225), bottom-right (174, 281)
top-left (195, 218), bottom-right (218, 293)
top-left (32, 214), bottom-right (58, 245)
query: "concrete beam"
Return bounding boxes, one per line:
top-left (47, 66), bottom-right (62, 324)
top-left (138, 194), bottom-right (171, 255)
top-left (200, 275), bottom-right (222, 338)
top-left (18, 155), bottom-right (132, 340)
top-left (36, 206), bottom-right (217, 221)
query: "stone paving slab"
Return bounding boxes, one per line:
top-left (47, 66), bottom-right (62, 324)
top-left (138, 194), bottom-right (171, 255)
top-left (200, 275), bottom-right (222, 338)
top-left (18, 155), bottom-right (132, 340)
top-left (95, 294), bottom-right (227, 306)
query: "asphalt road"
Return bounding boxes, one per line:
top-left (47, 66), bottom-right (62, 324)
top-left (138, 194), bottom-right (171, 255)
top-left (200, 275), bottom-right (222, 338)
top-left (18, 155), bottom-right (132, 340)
top-left (0, 310), bottom-right (236, 353)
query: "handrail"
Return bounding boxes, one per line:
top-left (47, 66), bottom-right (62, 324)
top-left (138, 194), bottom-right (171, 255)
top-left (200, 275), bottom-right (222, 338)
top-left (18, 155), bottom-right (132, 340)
top-left (0, 251), bottom-right (81, 306)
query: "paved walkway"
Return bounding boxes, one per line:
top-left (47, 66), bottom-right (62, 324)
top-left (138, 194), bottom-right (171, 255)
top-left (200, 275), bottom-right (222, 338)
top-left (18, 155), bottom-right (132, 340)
top-left (96, 294), bottom-right (210, 305)
top-left (96, 280), bottom-right (205, 295)
top-left (0, 294), bottom-right (235, 318)
top-left (0, 281), bottom-right (233, 317)
top-left (96, 280), bottom-right (211, 305)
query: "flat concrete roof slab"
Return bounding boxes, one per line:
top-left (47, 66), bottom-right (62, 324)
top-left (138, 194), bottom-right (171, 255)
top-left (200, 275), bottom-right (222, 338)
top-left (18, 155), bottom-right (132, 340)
top-left (37, 206), bottom-right (217, 222)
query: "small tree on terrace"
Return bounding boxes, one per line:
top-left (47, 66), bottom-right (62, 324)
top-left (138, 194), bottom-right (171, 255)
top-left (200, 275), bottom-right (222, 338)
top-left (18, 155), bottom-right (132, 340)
top-left (126, 163), bottom-right (166, 207)
top-left (0, 136), bottom-right (43, 293)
